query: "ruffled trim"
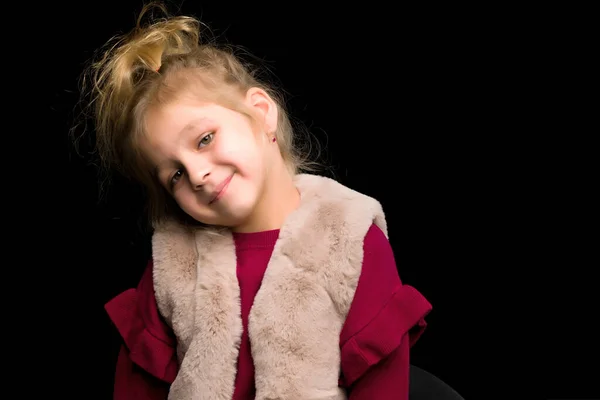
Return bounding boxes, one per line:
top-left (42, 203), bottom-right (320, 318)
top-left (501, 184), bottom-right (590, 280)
top-left (340, 284), bottom-right (432, 387)
top-left (105, 265), bottom-right (178, 383)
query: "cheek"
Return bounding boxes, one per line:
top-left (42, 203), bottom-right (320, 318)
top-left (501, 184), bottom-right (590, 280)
top-left (218, 134), bottom-right (264, 170)
top-left (173, 190), bottom-right (196, 209)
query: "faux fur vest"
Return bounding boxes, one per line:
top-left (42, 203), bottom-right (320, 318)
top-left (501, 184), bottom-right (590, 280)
top-left (151, 174), bottom-right (387, 400)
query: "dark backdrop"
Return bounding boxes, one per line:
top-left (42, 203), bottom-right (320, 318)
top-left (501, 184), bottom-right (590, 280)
top-left (36, 2), bottom-right (597, 399)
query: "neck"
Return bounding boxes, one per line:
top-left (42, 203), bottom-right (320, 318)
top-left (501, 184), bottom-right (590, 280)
top-left (232, 161), bottom-right (300, 233)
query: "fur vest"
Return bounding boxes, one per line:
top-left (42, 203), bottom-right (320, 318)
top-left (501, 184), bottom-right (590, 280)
top-left (151, 174), bottom-right (387, 399)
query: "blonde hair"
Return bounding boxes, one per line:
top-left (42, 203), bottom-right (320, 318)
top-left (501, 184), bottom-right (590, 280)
top-left (75, 2), bottom-right (322, 227)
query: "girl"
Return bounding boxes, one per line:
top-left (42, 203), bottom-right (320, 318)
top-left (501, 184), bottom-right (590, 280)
top-left (84, 3), bottom-right (432, 399)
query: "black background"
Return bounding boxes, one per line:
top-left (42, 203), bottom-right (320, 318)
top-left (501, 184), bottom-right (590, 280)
top-left (29, 1), bottom-right (598, 399)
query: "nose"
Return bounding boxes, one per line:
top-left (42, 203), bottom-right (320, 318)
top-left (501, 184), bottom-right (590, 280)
top-left (186, 161), bottom-right (211, 190)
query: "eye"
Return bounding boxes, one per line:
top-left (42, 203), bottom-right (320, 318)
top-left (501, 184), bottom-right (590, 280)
top-left (170, 170), bottom-right (183, 187)
top-left (198, 132), bottom-right (214, 148)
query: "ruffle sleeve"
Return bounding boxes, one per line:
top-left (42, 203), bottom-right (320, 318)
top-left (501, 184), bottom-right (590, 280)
top-left (105, 261), bottom-right (178, 384)
top-left (339, 223), bottom-right (432, 388)
top-left (340, 284), bottom-right (431, 387)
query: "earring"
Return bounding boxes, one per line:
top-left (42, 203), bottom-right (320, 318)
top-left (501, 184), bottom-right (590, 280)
top-left (272, 136), bottom-right (277, 143)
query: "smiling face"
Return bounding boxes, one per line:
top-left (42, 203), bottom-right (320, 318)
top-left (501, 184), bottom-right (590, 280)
top-left (142, 88), bottom-right (280, 230)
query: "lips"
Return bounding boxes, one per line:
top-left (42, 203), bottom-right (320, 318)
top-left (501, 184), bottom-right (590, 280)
top-left (209, 174), bottom-right (233, 204)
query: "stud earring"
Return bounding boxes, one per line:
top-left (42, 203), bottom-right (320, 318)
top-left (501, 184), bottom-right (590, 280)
top-left (272, 137), bottom-right (277, 143)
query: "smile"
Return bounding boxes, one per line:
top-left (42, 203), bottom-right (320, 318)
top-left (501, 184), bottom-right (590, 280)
top-left (209, 175), bottom-right (233, 204)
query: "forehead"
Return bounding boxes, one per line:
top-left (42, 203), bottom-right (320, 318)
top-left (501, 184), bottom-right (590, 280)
top-left (144, 99), bottom-right (219, 139)
top-left (147, 97), bottom-right (212, 125)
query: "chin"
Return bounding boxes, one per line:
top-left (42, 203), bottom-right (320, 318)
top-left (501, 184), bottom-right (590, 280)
top-left (188, 209), bottom-right (250, 230)
top-left (181, 195), bottom-right (258, 229)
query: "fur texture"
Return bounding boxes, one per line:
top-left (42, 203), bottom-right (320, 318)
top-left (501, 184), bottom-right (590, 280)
top-left (152, 174), bottom-right (387, 399)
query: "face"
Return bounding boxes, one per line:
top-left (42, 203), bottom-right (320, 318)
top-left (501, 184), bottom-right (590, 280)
top-left (142, 89), bottom-right (278, 229)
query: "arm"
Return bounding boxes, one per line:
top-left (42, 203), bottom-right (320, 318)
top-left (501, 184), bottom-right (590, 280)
top-left (339, 224), bottom-right (432, 400)
top-left (346, 334), bottom-right (410, 400)
top-left (105, 261), bottom-right (178, 400)
top-left (113, 344), bottom-right (170, 400)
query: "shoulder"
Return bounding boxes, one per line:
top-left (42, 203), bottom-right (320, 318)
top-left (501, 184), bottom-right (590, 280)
top-left (363, 223), bottom-right (394, 263)
top-left (341, 224), bottom-right (402, 339)
top-left (293, 174), bottom-right (388, 240)
top-left (295, 174), bottom-right (386, 215)
top-left (136, 260), bottom-right (175, 342)
top-left (104, 260), bottom-right (178, 383)
top-left (339, 224), bottom-right (432, 385)
top-left (341, 223), bottom-right (432, 342)
top-left (361, 223), bottom-right (402, 295)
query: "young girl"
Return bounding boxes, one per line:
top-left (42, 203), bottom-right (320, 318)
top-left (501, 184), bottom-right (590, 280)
top-left (83, 3), bottom-right (432, 399)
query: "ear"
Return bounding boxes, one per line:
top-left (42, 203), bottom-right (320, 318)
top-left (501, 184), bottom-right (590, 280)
top-left (245, 87), bottom-right (278, 134)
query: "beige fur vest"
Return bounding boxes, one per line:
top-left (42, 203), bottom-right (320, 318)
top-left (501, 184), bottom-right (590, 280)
top-left (151, 174), bottom-right (387, 399)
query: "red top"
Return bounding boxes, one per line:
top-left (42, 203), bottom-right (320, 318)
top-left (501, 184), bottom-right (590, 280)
top-left (105, 224), bottom-right (432, 400)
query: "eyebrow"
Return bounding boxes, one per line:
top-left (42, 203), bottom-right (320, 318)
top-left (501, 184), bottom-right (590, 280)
top-left (178, 117), bottom-right (210, 136)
